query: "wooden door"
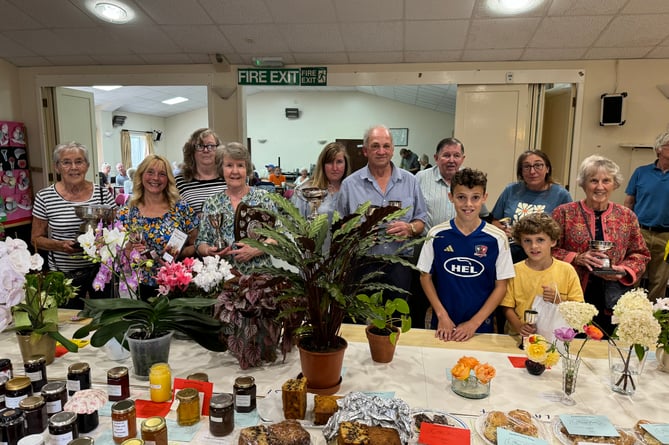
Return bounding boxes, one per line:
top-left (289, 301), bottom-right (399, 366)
top-left (337, 138), bottom-right (366, 173)
top-left (542, 85), bottom-right (576, 189)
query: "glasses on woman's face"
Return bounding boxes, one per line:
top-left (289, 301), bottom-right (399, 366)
top-left (522, 162), bottom-right (546, 172)
top-left (58, 159), bottom-right (86, 169)
top-left (195, 144), bottom-right (217, 152)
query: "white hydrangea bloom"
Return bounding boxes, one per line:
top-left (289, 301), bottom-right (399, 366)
top-left (559, 301), bottom-right (598, 330)
top-left (613, 288), bottom-right (653, 318)
top-left (616, 310), bottom-right (661, 349)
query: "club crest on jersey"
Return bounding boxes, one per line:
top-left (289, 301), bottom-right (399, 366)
top-left (474, 245), bottom-right (488, 257)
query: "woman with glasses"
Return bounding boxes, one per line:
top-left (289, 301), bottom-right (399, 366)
top-left (175, 128), bottom-right (227, 215)
top-left (119, 154), bottom-right (198, 299)
top-left (31, 142), bottom-right (116, 309)
top-left (491, 150), bottom-right (572, 262)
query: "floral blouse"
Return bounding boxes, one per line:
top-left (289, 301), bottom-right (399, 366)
top-left (196, 187), bottom-right (275, 274)
top-left (118, 200), bottom-right (198, 286)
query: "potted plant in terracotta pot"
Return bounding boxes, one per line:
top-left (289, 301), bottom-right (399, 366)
top-left (0, 237), bottom-right (79, 364)
top-left (243, 194), bottom-right (420, 394)
top-left (357, 291), bottom-right (411, 363)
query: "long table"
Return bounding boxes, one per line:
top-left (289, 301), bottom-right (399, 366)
top-left (1, 312), bottom-right (667, 444)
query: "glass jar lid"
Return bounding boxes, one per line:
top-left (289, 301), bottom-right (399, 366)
top-left (234, 376), bottom-right (255, 388)
top-left (68, 362), bottom-right (90, 374)
top-left (48, 411), bottom-right (77, 427)
top-left (41, 381), bottom-right (67, 394)
top-left (66, 437), bottom-right (95, 445)
top-left (6, 376), bottom-right (32, 391)
top-left (111, 399), bottom-right (135, 414)
top-left (186, 372), bottom-right (208, 382)
top-left (26, 355), bottom-right (46, 365)
top-left (16, 434), bottom-right (45, 445)
top-left (209, 393), bottom-right (233, 409)
top-left (107, 366), bottom-right (129, 378)
top-left (141, 416), bottom-right (166, 432)
top-left (0, 358), bottom-right (11, 367)
top-left (0, 408), bottom-right (25, 423)
top-left (19, 395), bottom-right (46, 410)
top-left (176, 388), bottom-right (198, 402)
top-left (120, 439), bottom-right (144, 445)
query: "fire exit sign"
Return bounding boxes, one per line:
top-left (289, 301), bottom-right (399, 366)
top-left (238, 67), bottom-right (327, 86)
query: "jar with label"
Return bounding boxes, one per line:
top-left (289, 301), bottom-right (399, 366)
top-left (107, 367), bottom-right (130, 401)
top-left (67, 363), bottom-right (91, 396)
top-left (233, 376), bottom-right (256, 413)
top-left (17, 434), bottom-right (45, 445)
top-left (148, 363), bottom-right (171, 403)
top-left (0, 408), bottom-right (26, 445)
top-left (41, 381), bottom-right (67, 417)
top-left (0, 374), bottom-right (8, 410)
top-left (175, 388), bottom-right (200, 426)
top-left (140, 416), bottom-right (167, 445)
top-left (0, 358), bottom-right (12, 379)
top-left (5, 376), bottom-right (33, 409)
top-left (66, 437), bottom-right (94, 445)
top-left (48, 411), bottom-right (78, 445)
top-left (209, 393), bottom-right (234, 437)
top-left (19, 395), bottom-right (48, 435)
top-left (111, 399), bottom-right (137, 444)
top-left (24, 355), bottom-right (47, 392)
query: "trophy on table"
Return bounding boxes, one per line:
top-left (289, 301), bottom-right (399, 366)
top-left (589, 240), bottom-right (616, 273)
top-left (297, 187), bottom-right (328, 221)
top-left (519, 309), bottom-right (538, 349)
top-left (208, 212), bottom-right (226, 249)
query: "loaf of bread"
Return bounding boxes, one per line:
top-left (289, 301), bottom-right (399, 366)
top-left (336, 421), bottom-right (401, 445)
top-left (238, 420), bottom-right (309, 445)
top-left (313, 394), bottom-right (341, 425)
top-left (282, 377), bottom-right (307, 420)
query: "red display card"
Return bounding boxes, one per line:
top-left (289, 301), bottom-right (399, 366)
top-left (418, 422), bottom-right (471, 445)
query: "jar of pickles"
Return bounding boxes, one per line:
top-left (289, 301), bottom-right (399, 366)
top-left (111, 400), bottom-right (137, 444)
top-left (107, 367), bottom-right (130, 402)
top-left (175, 388), bottom-right (200, 426)
top-left (148, 363), bottom-right (171, 403)
top-left (140, 416), bottom-right (167, 445)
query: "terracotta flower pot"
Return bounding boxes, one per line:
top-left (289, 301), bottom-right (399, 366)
top-left (16, 332), bottom-right (56, 364)
top-left (297, 336), bottom-right (347, 394)
top-left (365, 325), bottom-right (399, 363)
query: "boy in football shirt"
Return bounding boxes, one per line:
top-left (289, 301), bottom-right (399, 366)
top-left (417, 168), bottom-right (514, 341)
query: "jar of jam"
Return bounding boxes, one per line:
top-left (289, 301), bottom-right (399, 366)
top-left (148, 363), bottom-right (171, 403)
top-left (24, 355), bottom-right (47, 392)
top-left (0, 408), bottom-right (26, 445)
top-left (0, 374), bottom-right (8, 410)
top-left (111, 399), bottom-right (137, 444)
top-left (41, 381), bottom-right (68, 417)
top-left (5, 376), bottom-right (33, 409)
top-left (67, 363), bottom-right (91, 396)
top-left (107, 367), bottom-right (130, 401)
top-left (120, 440), bottom-right (144, 445)
top-left (17, 434), bottom-right (46, 445)
top-left (186, 372), bottom-right (208, 382)
top-left (175, 388), bottom-right (200, 426)
top-left (66, 437), bottom-right (94, 445)
top-left (140, 416), bottom-right (167, 445)
top-left (209, 393), bottom-right (234, 437)
top-left (233, 376), bottom-right (256, 413)
top-left (0, 358), bottom-right (13, 379)
top-left (48, 411), bottom-right (78, 445)
top-left (19, 395), bottom-right (48, 435)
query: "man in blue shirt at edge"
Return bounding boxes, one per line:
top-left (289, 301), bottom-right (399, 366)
top-left (337, 124), bottom-right (427, 304)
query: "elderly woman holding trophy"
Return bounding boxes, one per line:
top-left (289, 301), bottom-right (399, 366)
top-left (195, 142), bottom-right (275, 274)
top-left (551, 155), bottom-right (650, 334)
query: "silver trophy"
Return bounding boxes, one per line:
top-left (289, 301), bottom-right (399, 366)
top-left (208, 212), bottom-right (226, 249)
top-left (519, 309), bottom-right (538, 349)
top-left (589, 240), bottom-right (615, 272)
top-left (297, 187), bottom-right (328, 221)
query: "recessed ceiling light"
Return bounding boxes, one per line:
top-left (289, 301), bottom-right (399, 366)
top-left (92, 1), bottom-right (133, 24)
top-left (488, 0), bottom-right (543, 14)
top-left (162, 97), bottom-right (188, 105)
top-left (93, 85), bottom-right (123, 91)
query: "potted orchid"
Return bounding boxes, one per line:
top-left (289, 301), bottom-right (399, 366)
top-left (653, 297), bottom-right (669, 356)
top-left (0, 237), bottom-right (78, 363)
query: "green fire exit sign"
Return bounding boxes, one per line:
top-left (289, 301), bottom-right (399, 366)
top-left (238, 67), bottom-right (327, 86)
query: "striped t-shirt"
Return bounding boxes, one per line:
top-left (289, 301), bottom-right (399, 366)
top-left (33, 184), bottom-right (115, 272)
top-left (175, 174), bottom-right (227, 215)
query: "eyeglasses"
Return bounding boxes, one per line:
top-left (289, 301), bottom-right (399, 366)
top-left (521, 163), bottom-right (546, 172)
top-left (195, 144), bottom-right (217, 152)
top-left (58, 159), bottom-right (86, 168)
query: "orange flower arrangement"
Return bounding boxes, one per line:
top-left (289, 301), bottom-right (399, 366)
top-left (451, 356), bottom-right (496, 384)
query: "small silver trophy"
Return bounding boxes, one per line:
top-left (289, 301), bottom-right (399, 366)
top-left (589, 240), bottom-right (615, 272)
top-left (297, 187), bottom-right (328, 221)
top-left (208, 212), bottom-right (226, 249)
top-left (519, 309), bottom-right (538, 349)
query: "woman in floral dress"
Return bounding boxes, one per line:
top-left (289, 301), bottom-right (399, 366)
top-left (118, 154), bottom-right (198, 299)
top-left (196, 142), bottom-right (275, 274)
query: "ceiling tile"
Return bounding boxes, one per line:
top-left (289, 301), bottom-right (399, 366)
top-left (0, 0), bottom-right (43, 29)
top-left (53, 28), bottom-right (129, 54)
top-left (348, 52), bottom-right (403, 64)
top-left (622, 0), bottom-right (669, 14)
top-left (585, 47), bottom-right (652, 59)
top-left (5, 56), bottom-right (50, 66)
top-left (334, 0), bottom-right (402, 22)
top-left (265, 0), bottom-right (337, 24)
top-left (5, 29), bottom-right (80, 55)
top-left (140, 53), bottom-right (196, 64)
top-left (91, 54), bottom-right (147, 65)
top-left (466, 18), bottom-right (540, 49)
top-left (199, 0), bottom-right (273, 24)
top-left (646, 46), bottom-right (669, 58)
top-left (0, 34), bottom-right (33, 57)
top-left (44, 55), bottom-right (97, 65)
top-left (595, 14), bottom-right (669, 47)
top-left (404, 50), bottom-right (462, 63)
top-left (548, 0), bottom-right (626, 16)
top-left (521, 47), bottom-right (587, 60)
top-left (222, 24), bottom-right (290, 54)
top-left (109, 26), bottom-right (182, 54)
top-left (405, 20), bottom-right (469, 51)
top-left (279, 24), bottom-right (344, 52)
top-left (340, 22), bottom-right (403, 52)
top-left (530, 16), bottom-right (612, 48)
top-left (294, 52), bottom-right (349, 64)
top-left (132, 0), bottom-right (212, 24)
top-left (161, 25), bottom-right (234, 53)
top-left (406, 0), bottom-right (475, 19)
top-left (461, 48), bottom-right (524, 61)
top-left (10, 0), bottom-right (95, 27)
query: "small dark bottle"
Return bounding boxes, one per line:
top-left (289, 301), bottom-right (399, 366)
top-left (67, 363), bottom-right (91, 396)
top-left (19, 395), bottom-right (48, 435)
top-left (233, 376), bottom-right (256, 413)
top-left (24, 355), bottom-right (47, 392)
top-left (0, 408), bottom-right (27, 445)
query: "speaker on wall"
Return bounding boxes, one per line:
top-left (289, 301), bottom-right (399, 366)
top-left (600, 92), bottom-right (627, 126)
top-left (285, 108), bottom-right (300, 119)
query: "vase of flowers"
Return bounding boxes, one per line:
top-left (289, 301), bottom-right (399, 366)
top-left (561, 355), bottom-right (580, 406)
top-left (450, 356), bottom-right (496, 399)
top-left (0, 237), bottom-right (79, 363)
top-left (607, 289), bottom-right (660, 395)
top-left (524, 334), bottom-right (560, 375)
top-left (653, 297), bottom-right (669, 373)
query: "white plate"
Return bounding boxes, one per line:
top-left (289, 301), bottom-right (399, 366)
top-left (410, 409), bottom-right (468, 444)
top-left (257, 389), bottom-right (320, 428)
top-left (475, 412), bottom-right (547, 445)
top-left (552, 419), bottom-right (641, 445)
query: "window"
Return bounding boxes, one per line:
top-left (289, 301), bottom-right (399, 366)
top-left (130, 134), bottom-right (147, 167)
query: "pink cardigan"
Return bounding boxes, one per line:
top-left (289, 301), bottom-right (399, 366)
top-left (551, 200), bottom-right (650, 289)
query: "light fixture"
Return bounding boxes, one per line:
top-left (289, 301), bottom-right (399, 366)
top-left (93, 85), bottom-right (122, 91)
top-left (92, 2), bottom-right (133, 24)
top-left (317, 140), bottom-right (327, 145)
top-left (487, 0), bottom-right (543, 14)
top-left (252, 57), bottom-right (284, 68)
top-left (258, 139), bottom-right (268, 144)
top-left (162, 97), bottom-right (188, 105)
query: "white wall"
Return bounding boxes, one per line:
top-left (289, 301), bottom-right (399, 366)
top-left (165, 106), bottom-right (209, 166)
top-left (246, 90), bottom-right (454, 173)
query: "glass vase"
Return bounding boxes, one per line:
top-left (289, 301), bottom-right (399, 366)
top-left (561, 355), bottom-right (580, 406)
top-left (451, 375), bottom-right (491, 399)
top-left (608, 342), bottom-right (647, 395)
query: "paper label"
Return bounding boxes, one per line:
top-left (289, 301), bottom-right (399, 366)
top-left (641, 424), bottom-right (669, 445)
top-left (210, 416), bottom-right (222, 423)
top-left (236, 394), bottom-right (251, 407)
top-left (46, 399), bottom-right (62, 413)
top-left (163, 228), bottom-right (188, 262)
top-left (26, 370), bottom-right (42, 381)
top-left (559, 415), bottom-right (619, 437)
top-left (52, 432), bottom-right (73, 445)
top-left (418, 422), bottom-right (470, 445)
top-left (498, 427), bottom-right (548, 445)
top-left (112, 419), bottom-right (129, 437)
top-left (108, 384), bottom-right (122, 396)
top-left (67, 379), bottom-right (81, 392)
top-left (5, 394), bottom-right (26, 409)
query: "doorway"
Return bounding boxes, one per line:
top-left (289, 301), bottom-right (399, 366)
top-left (337, 139), bottom-right (365, 173)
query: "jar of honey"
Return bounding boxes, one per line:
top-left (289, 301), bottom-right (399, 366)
top-left (175, 388), bottom-right (200, 426)
top-left (111, 400), bottom-right (137, 444)
top-left (148, 363), bottom-right (171, 403)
